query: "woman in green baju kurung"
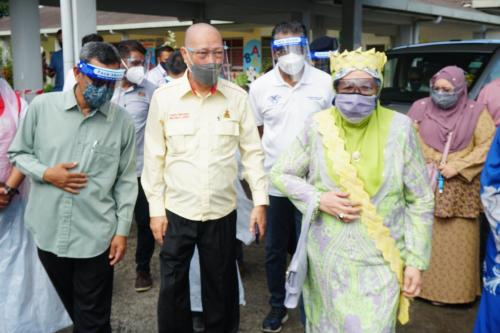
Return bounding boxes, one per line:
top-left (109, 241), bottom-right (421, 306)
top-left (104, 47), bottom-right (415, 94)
top-left (270, 49), bottom-right (434, 333)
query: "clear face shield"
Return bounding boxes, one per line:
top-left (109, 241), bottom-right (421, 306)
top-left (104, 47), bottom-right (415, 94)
top-left (271, 36), bottom-right (311, 81)
top-left (120, 51), bottom-right (152, 86)
top-left (311, 51), bottom-right (335, 74)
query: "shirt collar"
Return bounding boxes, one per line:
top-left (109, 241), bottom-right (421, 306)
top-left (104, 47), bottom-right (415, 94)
top-left (179, 71), bottom-right (227, 99)
top-left (63, 85), bottom-right (110, 117)
top-left (156, 63), bottom-right (167, 75)
top-left (272, 63), bottom-right (314, 87)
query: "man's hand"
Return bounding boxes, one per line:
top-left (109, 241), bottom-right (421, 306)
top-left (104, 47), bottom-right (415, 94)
top-left (319, 191), bottom-right (362, 222)
top-left (43, 162), bottom-right (87, 194)
top-left (0, 186), bottom-right (11, 209)
top-left (109, 235), bottom-right (127, 266)
top-left (150, 216), bottom-right (168, 245)
top-left (249, 205), bottom-right (267, 242)
top-left (438, 164), bottom-right (458, 179)
top-left (403, 266), bottom-right (422, 298)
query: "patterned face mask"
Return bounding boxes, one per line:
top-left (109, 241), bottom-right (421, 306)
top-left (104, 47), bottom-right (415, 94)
top-left (83, 81), bottom-right (114, 109)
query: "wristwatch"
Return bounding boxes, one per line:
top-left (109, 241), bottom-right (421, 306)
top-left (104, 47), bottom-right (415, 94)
top-left (3, 185), bottom-right (19, 197)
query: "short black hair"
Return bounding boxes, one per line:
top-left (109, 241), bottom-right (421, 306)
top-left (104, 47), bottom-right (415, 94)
top-left (162, 50), bottom-right (187, 76)
top-left (271, 21), bottom-right (307, 39)
top-left (117, 40), bottom-right (147, 59)
top-left (82, 33), bottom-right (103, 47)
top-left (79, 41), bottom-right (121, 65)
top-left (155, 45), bottom-right (174, 60)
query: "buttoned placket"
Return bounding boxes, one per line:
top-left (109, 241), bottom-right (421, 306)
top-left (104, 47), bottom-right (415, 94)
top-left (198, 95), bottom-right (211, 220)
top-left (55, 108), bottom-right (98, 255)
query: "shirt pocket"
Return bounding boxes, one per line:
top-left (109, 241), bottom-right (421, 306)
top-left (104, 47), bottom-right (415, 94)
top-left (166, 121), bottom-right (195, 155)
top-left (215, 119), bottom-right (239, 155)
top-left (90, 144), bottom-right (119, 178)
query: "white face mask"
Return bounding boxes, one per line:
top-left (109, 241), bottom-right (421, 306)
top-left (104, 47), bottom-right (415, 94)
top-left (277, 53), bottom-right (305, 75)
top-left (125, 66), bottom-right (145, 85)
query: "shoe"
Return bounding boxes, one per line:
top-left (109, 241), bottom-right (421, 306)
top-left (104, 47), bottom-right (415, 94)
top-left (134, 271), bottom-right (152, 292)
top-left (192, 311), bottom-right (205, 332)
top-left (262, 307), bottom-right (288, 333)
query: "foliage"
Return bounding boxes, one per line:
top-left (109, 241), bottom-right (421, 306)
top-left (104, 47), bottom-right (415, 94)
top-left (235, 71), bottom-right (249, 89)
top-left (163, 30), bottom-right (177, 49)
top-left (0, 1), bottom-right (8, 18)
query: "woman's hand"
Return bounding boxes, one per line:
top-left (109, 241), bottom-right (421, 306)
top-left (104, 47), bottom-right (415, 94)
top-left (403, 266), bottom-right (422, 298)
top-left (0, 185), bottom-right (11, 209)
top-left (319, 191), bottom-right (362, 222)
top-left (438, 163), bottom-right (458, 179)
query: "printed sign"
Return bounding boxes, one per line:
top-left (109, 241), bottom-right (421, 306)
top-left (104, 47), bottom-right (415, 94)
top-left (243, 39), bottom-right (262, 73)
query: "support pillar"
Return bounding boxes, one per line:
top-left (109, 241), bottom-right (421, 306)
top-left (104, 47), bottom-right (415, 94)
top-left (341, 0), bottom-right (362, 50)
top-left (60, 0), bottom-right (97, 75)
top-left (9, 0), bottom-right (43, 95)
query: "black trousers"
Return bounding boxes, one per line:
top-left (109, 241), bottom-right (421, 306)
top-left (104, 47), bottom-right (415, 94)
top-left (158, 210), bottom-right (239, 333)
top-left (135, 178), bottom-right (154, 273)
top-left (37, 248), bottom-right (114, 333)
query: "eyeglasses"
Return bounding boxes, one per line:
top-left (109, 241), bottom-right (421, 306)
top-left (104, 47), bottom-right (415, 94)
top-left (122, 57), bottom-right (145, 68)
top-left (336, 78), bottom-right (377, 96)
top-left (186, 47), bottom-right (227, 60)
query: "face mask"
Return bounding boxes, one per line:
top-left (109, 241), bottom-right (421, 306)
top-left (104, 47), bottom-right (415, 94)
top-left (188, 62), bottom-right (221, 86)
top-left (334, 93), bottom-right (377, 123)
top-left (83, 82), bottom-right (114, 109)
top-left (277, 53), bottom-right (305, 75)
top-left (431, 90), bottom-right (460, 110)
top-left (125, 66), bottom-right (145, 85)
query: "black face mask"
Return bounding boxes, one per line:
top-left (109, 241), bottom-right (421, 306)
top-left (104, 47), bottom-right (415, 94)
top-left (160, 61), bottom-right (168, 72)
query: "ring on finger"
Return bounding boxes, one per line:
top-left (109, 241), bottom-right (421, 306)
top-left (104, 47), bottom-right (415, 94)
top-left (338, 213), bottom-right (345, 220)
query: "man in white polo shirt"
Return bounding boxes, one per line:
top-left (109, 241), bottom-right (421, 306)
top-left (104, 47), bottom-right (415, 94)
top-left (249, 21), bottom-right (333, 333)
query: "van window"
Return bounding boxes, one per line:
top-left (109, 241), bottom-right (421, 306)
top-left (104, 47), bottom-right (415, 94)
top-left (381, 52), bottom-right (491, 103)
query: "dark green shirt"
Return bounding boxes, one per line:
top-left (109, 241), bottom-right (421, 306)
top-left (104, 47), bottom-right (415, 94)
top-left (8, 89), bottom-right (138, 258)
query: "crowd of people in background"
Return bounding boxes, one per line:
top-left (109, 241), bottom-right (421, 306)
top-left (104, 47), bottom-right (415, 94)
top-left (1, 19), bottom-right (500, 333)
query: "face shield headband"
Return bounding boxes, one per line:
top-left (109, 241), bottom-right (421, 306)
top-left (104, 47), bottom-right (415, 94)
top-left (271, 36), bottom-right (309, 54)
top-left (311, 51), bottom-right (332, 60)
top-left (77, 61), bottom-right (125, 82)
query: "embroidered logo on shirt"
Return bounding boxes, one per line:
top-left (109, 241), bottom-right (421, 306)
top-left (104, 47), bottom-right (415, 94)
top-left (138, 91), bottom-right (146, 97)
top-left (223, 110), bottom-right (231, 119)
top-left (268, 95), bottom-right (282, 105)
top-left (169, 112), bottom-right (190, 120)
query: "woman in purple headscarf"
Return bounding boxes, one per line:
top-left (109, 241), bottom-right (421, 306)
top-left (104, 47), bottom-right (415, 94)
top-left (408, 65), bottom-right (496, 304)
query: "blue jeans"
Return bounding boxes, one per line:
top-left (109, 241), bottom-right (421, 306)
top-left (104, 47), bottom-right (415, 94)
top-left (265, 195), bottom-right (302, 309)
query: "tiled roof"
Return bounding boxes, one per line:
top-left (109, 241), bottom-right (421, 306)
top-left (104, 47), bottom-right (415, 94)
top-left (0, 6), bottom-right (177, 32)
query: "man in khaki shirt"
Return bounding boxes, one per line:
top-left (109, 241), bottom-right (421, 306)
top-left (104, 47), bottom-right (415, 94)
top-left (141, 23), bottom-right (268, 333)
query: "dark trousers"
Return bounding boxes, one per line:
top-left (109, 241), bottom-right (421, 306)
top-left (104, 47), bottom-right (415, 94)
top-left (135, 178), bottom-right (153, 273)
top-left (158, 210), bottom-right (239, 333)
top-left (265, 195), bottom-right (302, 309)
top-left (37, 248), bottom-right (114, 333)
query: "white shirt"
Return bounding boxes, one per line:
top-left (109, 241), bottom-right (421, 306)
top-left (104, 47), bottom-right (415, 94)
top-left (112, 80), bottom-right (157, 176)
top-left (249, 64), bottom-right (334, 196)
top-left (62, 68), bottom-right (77, 92)
top-left (146, 64), bottom-right (168, 87)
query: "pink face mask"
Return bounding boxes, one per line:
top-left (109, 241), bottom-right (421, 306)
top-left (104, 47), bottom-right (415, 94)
top-left (334, 93), bottom-right (377, 123)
